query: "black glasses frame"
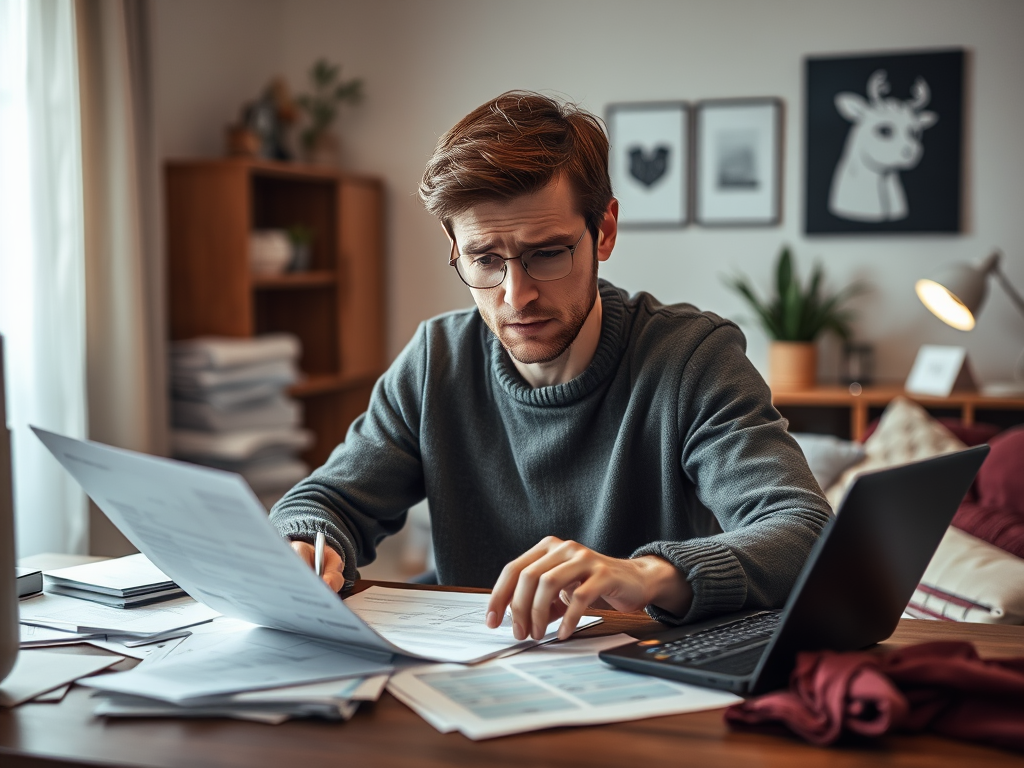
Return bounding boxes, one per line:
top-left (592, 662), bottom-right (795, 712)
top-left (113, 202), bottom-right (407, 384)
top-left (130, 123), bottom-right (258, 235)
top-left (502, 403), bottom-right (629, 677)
top-left (448, 228), bottom-right (588, 289)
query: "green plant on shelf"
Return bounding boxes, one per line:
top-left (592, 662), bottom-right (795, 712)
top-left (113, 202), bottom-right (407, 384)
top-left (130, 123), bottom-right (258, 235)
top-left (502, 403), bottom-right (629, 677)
top-left (296, 59), bottom-right (363, 155)
top-left (723, 246), bottom-right (867, 342)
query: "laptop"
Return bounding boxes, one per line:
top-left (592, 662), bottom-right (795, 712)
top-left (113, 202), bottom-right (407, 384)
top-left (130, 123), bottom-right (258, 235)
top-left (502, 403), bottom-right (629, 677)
top-left (599, 445), bottom-right (989, 695)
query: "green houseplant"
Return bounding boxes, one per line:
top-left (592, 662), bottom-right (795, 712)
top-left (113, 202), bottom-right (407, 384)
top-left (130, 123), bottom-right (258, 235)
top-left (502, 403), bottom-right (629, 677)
top-left (296, 59), bottom-right (363, 166)
top-left (724, 247), bottom-right (866, 390)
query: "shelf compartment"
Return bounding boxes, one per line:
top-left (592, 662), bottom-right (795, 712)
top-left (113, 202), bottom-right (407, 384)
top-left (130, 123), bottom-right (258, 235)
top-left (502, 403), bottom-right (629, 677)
top-left (253, 288), bottom-right (339, 376)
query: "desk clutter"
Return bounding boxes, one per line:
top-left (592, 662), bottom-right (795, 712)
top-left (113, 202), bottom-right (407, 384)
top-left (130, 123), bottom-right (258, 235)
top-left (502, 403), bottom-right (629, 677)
top-left (10, 560), bottom-right (736, 731)
top-left (169, 334), bottom-right (313, 509)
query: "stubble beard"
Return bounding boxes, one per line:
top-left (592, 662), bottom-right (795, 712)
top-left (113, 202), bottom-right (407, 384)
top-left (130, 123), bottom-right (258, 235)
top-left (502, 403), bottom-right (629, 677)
top-left (490, 256), bottom-right (599, 366)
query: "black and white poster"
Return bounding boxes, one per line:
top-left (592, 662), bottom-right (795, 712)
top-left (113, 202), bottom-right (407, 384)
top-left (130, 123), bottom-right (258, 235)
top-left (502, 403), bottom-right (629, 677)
top-left (607, 102), bottom-right (689, 228)
top-left (805, 49), bottom-right (964, 234)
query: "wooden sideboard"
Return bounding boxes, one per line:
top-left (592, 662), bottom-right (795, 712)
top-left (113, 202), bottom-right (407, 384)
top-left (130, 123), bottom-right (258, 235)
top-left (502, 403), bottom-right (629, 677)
top-left (772, 384), bottom-right (1024, 441)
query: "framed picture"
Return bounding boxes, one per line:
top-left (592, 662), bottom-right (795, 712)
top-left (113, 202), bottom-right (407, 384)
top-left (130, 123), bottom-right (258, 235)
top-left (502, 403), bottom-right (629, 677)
top-left (805, 49), bottom-right (964, 234)
top-left (607, 102), bottom-right (689, 228)
top-left (694, 98), bottom-right (782, 226)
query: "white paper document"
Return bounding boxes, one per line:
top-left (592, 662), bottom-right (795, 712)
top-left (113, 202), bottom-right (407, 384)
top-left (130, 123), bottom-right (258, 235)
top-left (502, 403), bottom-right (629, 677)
top-left (0, 649), bottom-right (122, 707)
top-left (347, 587), bottom-right (601, 664)
top-left (19, 592), bottom-right (218, 636)
top-left (34, 428), bottom-right (598, 663)
top-left (80, 623), bottom-right (394, 703)
top-left (387, 634), bottom-right (743, 740)
top-left (19, 624), bottom-right (100, 647)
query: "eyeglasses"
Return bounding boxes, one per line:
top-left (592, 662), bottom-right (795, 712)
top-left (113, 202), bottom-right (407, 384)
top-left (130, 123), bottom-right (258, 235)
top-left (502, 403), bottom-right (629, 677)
top-left (449, 228), bottom-right (587, 289)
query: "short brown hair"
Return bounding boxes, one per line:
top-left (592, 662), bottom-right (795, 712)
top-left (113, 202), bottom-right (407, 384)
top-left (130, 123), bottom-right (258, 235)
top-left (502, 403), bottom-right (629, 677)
top-left (419, 91), bottom-right (612, 238)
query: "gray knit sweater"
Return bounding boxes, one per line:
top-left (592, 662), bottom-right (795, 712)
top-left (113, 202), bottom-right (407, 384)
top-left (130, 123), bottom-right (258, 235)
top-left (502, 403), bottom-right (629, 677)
top-left (270, 280), bottom-right (832, 624)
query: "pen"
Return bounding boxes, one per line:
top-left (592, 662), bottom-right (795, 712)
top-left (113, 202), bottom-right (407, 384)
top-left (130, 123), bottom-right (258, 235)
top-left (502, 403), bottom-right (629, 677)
top-left (314, 530), bottom-right (326, 579)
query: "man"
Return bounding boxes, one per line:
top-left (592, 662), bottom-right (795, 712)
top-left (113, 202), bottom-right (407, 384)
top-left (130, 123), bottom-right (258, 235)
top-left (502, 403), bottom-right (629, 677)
top-left (271, 91), bottom-right (832, 643)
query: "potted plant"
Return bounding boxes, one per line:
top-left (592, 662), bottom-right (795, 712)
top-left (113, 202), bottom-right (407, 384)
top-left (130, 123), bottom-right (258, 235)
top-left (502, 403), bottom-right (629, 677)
top-left (724, 247), bottom-right (866, 391)
top-left (287, 225), bottom-right (314, 272)
top-left (296, 59), bottom-right (363, 166)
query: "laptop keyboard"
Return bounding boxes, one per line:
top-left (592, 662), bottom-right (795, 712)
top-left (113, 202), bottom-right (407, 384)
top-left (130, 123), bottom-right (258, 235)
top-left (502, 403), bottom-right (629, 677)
top-left (640, 611), bottom-right (781, 666)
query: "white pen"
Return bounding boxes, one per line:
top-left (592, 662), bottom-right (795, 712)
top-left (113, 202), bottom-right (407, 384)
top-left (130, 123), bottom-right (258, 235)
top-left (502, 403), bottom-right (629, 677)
top-left (314, 530), bottom-right (326, 579)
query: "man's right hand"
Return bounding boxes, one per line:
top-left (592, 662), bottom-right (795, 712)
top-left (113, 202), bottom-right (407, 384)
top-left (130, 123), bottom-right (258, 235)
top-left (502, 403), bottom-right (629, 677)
top-left (290, 539), bottom-right (346, 592)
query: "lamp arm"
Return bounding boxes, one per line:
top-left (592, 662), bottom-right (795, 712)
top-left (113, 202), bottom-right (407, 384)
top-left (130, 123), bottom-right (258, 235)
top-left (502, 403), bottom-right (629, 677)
top-left (992, 264), bottom-right (1024, 320)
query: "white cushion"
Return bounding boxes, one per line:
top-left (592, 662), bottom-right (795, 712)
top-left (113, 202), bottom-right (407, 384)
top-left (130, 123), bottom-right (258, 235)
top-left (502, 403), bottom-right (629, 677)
top-left (910, 527), bottom-right (1024, 624)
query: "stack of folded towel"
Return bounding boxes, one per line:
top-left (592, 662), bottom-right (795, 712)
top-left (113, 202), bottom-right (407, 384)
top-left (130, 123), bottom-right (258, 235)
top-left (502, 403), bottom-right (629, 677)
top-left (169, 334), bottom-right (313, 509)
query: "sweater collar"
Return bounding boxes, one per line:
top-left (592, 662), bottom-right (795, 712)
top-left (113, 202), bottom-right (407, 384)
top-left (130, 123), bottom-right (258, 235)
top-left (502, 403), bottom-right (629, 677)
top-left (490, 280), bottom-right (628, 406)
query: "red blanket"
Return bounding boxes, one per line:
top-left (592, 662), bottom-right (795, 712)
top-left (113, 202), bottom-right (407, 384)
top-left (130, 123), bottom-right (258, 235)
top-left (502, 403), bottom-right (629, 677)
top-left (724, 641), bottom-right (1024, 751)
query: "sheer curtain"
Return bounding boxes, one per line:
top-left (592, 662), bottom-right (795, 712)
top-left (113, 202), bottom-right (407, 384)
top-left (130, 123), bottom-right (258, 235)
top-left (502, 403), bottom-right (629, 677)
top-left (77, 0), bottom-right (168, 555)
top-left (0, 0), bottom-right (89, 557)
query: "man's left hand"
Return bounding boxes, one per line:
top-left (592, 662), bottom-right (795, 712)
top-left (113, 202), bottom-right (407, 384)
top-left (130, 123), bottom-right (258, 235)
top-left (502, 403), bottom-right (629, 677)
top-left (484, 536), bottom-right (693, 641)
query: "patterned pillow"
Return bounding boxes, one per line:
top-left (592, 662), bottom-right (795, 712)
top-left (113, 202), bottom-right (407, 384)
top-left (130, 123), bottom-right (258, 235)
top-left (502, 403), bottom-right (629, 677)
top-left (825, 396), bottom-right (966, 509)
top-left (909, 526), bottom-right (1024, 624)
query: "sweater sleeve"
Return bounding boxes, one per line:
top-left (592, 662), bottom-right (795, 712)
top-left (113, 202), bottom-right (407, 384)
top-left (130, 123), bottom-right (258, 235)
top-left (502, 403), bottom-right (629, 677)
top-left (268, 324), bottom-right (429, 589)
top-left (632, 322), bottom-right (833, 624)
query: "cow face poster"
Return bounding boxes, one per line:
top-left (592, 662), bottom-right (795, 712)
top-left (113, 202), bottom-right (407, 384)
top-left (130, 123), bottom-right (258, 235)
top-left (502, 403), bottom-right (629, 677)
top-left (607, 102), bottom-right (689, 228)
top-left (805, 49), bottom-right (964, 234)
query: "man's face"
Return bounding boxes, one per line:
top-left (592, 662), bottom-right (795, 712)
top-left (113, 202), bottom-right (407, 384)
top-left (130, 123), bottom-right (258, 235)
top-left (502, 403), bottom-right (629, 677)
top-left (448, 176), bottom-right (613, 365)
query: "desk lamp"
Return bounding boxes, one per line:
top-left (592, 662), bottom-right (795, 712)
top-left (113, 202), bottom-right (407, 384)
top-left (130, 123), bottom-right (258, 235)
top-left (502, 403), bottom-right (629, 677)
top-left (915, 250), bottom-right (1024, 395)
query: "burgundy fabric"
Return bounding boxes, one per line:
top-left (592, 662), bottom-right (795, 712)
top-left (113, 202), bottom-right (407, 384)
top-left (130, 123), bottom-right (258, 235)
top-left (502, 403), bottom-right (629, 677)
top-left (951, 426), bottom-right (1024, 558)
top-left (859, 417), bottom-right (1001, 447)
top-left (724, 641), bottom-right (1024, 751)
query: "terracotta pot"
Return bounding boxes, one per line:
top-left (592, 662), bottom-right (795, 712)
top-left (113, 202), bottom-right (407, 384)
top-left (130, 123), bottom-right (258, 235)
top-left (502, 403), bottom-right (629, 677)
top-left (305, 131), bottom-right (340, 167)
top-left (769, 341), bottom-right (817, 392)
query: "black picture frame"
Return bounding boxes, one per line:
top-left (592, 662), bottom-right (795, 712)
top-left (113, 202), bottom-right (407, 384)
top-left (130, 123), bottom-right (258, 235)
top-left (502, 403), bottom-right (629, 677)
top-left (805, 49), bottom-right (964, 234)
top-left (694, 98), bottom-right (783, 227)
top-left (606, 101), bottom-right (689, 228)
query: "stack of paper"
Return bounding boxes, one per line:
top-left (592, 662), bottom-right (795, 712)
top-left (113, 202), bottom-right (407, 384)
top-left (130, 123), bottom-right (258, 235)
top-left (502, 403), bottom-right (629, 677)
top-left (169, 334), bottom-right (311, 509)
top-left (81, 618), bottom-right (393, 723)
top-left (44, 553), bottom-right (185, 607)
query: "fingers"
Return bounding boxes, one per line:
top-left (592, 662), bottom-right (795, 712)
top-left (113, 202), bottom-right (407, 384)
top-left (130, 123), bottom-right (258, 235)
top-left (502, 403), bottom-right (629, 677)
top-left (290, 539), bottom-right (346, 592)
top-left (489, 538), bottom-right (662, 642)
top-left (485, 537), bottom-right (561, 631)
top-left (505, 539), bottom-right (601, 640)
top-left (519, 556), bottom-right (592, 640)
top-left (291, 540), bottom-right (315, 567)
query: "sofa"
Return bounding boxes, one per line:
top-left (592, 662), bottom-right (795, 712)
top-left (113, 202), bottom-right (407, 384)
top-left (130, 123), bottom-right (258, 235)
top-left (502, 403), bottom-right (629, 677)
top-left (793, 396), bottom-right (1024, 625)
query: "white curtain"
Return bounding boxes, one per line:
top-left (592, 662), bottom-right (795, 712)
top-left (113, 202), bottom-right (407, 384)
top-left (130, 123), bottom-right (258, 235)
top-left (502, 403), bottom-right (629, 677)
top-left (77, 0), bottom-right (167, 556)
top-left (0, 0), bottom-right (89, 557)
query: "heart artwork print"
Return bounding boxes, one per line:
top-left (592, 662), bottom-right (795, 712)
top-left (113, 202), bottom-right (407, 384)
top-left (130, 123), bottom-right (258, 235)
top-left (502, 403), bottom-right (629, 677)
top-left (607, 101), bottom-right (688, 226)
top-left (629, 146), bottom-right (670, 187)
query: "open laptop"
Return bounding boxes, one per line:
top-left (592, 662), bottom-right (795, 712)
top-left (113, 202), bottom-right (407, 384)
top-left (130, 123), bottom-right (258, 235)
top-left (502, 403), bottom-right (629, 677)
top-left (599, 445), bottom-right (989, 695)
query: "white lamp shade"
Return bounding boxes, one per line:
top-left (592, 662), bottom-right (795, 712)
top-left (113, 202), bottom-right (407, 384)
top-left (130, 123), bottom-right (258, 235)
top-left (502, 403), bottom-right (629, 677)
top-left (915, 254), bottom-right (999, 331)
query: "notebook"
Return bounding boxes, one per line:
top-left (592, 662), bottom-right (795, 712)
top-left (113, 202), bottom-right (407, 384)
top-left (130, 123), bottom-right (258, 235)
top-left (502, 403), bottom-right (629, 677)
top-left (599, 446), bottom-right (989, 695)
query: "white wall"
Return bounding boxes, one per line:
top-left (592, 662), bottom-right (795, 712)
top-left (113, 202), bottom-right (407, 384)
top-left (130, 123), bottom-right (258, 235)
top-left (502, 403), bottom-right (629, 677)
top-left (151, 0), bottom-right (1024, 384)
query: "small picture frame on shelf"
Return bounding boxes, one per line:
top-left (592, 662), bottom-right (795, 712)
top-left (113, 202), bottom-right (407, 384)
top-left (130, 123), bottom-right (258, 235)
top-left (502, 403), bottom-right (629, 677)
top-left (694, 98), bottom-right (782, 226)
top-left (606, 101), bottom-right (689, 228)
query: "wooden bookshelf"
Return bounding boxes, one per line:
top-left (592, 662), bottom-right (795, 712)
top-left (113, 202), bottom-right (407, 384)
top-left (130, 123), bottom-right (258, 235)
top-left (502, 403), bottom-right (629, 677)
top-left (166, 158), bottom-right (386, 466)
top-left (772, 384), bottom-right (1024, 441)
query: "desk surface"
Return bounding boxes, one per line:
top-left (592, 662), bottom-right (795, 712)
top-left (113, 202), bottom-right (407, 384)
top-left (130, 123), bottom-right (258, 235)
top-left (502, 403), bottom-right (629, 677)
top-left (2, 582), bottom-right (1023, 768)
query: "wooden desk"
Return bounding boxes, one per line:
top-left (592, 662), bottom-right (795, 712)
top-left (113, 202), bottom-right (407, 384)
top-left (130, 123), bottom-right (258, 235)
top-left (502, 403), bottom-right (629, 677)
top-left (772, 384), bottom-right (1024, 441)
top-left (2, 583), bottom-right (1022, 768)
